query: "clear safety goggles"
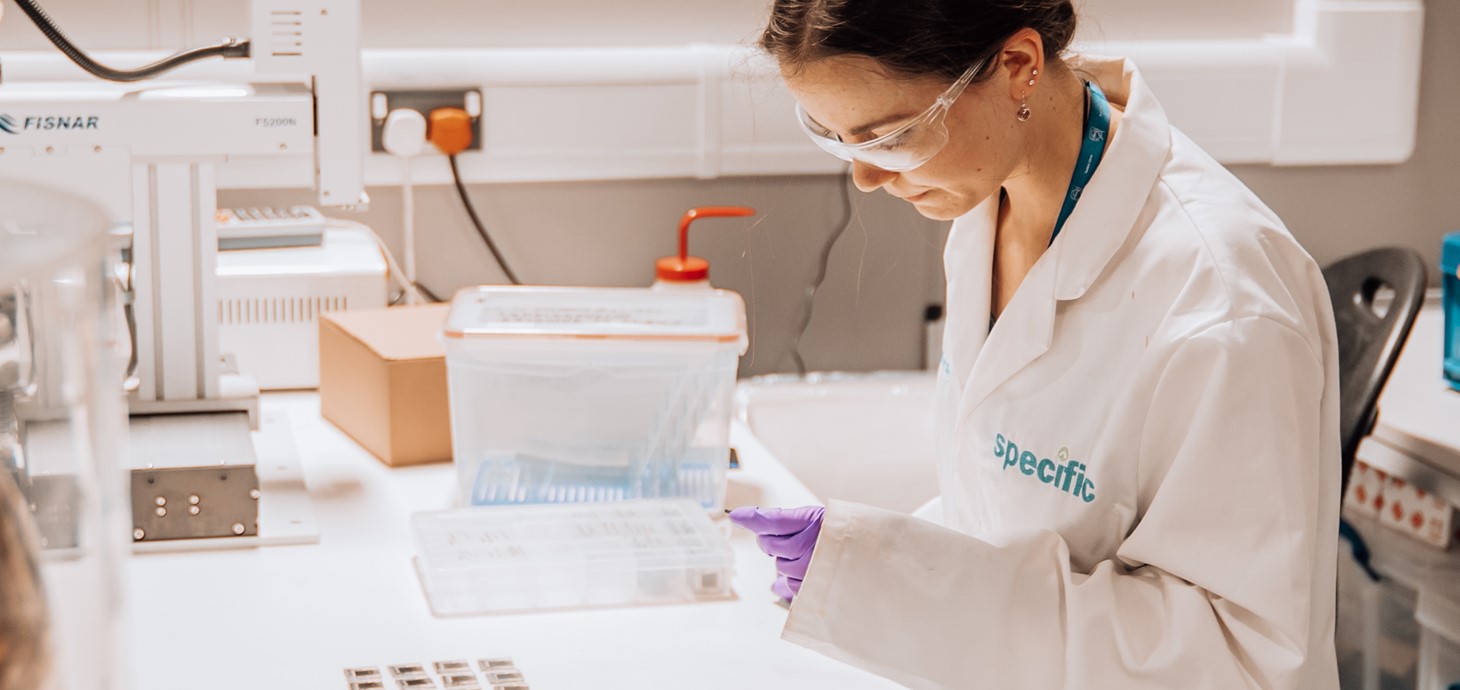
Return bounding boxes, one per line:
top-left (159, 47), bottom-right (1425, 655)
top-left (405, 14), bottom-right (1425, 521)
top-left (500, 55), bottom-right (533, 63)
top-left (795, 56), bottom-right (991, 172)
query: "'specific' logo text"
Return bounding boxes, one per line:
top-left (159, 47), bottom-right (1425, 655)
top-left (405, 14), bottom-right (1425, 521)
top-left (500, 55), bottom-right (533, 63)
top-left (993, 434), bottom-right (1097, 503)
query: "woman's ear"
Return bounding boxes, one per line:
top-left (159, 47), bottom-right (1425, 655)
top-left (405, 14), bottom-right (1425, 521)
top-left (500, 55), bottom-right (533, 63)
top-left (999, 27), bottom-right (1046, 101)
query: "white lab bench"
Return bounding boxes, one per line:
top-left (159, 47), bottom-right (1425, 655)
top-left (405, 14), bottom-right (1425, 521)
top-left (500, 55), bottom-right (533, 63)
top-left (1360, 305), bottom-right (1460, 507)
top-left (126, 393), bottom-right (899, 690)
top-left (125, 305), bottom-right (1459, 690)
top-left (1350, 307), bottom-right (1460, 529)
top-left (1342, 304), bottom-right (1460, 690)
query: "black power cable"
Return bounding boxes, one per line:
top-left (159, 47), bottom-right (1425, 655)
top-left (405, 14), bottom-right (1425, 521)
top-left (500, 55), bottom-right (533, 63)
top-left (786, 165), bottom-right (855, 375)
top-left (447, 154), bottom-right (522, 285)
top-left (15, 0), bottom-right (249, 83)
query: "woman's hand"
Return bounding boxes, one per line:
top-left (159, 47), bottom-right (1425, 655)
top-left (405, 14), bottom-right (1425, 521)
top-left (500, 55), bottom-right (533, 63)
top-left (728, 506), bottom-right (825, 601)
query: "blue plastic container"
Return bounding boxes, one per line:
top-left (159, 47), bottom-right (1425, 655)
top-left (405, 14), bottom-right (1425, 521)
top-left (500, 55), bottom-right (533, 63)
top-left (1444, 233), bottom-right (1460, 391)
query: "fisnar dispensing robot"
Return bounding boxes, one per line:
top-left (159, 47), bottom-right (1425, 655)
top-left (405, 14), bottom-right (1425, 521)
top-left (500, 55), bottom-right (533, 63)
top-left (0, 0), bottom-right (367, 546)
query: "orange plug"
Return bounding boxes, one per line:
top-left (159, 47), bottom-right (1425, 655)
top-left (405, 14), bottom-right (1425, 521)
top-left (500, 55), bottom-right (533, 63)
top-left (428, 107), bottom-right (473, 155)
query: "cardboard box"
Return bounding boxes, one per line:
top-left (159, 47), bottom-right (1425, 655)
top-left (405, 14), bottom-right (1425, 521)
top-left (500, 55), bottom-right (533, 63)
top-left (319, 304), bottom-right (452, 466)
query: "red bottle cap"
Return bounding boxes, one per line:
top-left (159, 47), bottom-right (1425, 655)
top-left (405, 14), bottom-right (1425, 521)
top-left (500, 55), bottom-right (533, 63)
top-left (656, 206), bottom-right (755, 283)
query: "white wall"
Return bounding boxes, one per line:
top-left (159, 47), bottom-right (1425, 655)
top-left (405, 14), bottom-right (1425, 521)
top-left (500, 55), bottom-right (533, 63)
top-left (0, 0), bottom-right (1424, 178)
top-left (0, 0), bottom-right (1297, 50)
top-left (5, 0), bottom-right (1453, 376)
top-left (357, 0), bottom-right (1296, 45)
top-left (1077, 0), bottom-right (1291, 41)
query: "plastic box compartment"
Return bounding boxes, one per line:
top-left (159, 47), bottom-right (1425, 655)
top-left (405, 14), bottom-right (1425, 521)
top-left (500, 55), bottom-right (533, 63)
top-left (442, 286), bottom-right (746, 511)
top-left (1417, 587), bottom-right (1460, 690)
top-left (1338, 509), bottom-right (1460, 690)
top-left (1337, 553), bottom-right (1421, 690)
top-left (1443, 232), bottom-right (1459, 391)
top-left (412, 499), bottom-right (735, 616)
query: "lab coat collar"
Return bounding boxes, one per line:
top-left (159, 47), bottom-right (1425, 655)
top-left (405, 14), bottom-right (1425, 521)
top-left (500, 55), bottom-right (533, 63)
top-left (953, 214), bottom-right (1058, 426)
top-left (942, 196), bottom-right (997, 388)
top-left (1051, 57), bottom-right (1172, 301)
top-left (951, 57), bottom-right (1171, 424)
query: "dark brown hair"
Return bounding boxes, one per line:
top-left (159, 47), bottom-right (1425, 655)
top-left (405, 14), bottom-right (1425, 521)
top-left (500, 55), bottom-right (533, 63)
top-left (761, 0), bottom-right (1077, 82)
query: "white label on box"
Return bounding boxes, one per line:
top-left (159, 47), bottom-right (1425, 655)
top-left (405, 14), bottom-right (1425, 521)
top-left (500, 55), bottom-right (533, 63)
top-left (477, 304), bottom-right (709, 330)
top-left (1345, 462), bottom-right (1379, 518)
top-left (1345, 462), bottom-right (1456, 549)
top-left (1380, 475), bottom-right (1455, 549)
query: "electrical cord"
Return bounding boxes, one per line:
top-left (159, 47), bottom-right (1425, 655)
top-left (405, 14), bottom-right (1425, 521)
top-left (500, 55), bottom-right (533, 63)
top-left (447, 154), bottom-right (521, 286)
top-left (15, 0), bottom-right (249, 83)
top-left (413, 283), bottom-right (444, 303)
top-left (401, 156), bottom-right (420, 304)
top-left (329, 218), bottom-right (427, 306)
top-left (786, 165), bottom-right (855, 376)
top-left (381, 109), bottom-right (428, 304)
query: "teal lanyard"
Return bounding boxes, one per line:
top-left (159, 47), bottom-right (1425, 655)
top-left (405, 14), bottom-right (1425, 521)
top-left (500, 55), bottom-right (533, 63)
top-left (990, 81), bottom-right (1111, 331)
top-left (1049, 80), bottom-right (1111, 247)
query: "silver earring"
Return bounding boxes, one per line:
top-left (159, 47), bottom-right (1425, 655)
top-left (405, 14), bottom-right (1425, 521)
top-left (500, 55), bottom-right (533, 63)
top-left (1017, 92), bottom-right (1031, 122)
top-left (1029, 68), bottom-right (1038, 87)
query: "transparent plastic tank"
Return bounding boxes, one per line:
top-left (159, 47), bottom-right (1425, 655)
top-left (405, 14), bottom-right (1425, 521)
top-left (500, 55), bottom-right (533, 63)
top-left (0, 181), bottom-right (130, 690)
top-left (443, 286), bottom-right (747, 511)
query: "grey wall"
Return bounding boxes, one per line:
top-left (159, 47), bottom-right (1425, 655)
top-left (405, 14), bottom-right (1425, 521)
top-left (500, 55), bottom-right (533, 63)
top-left (221, 176), bottom-right (948, 378)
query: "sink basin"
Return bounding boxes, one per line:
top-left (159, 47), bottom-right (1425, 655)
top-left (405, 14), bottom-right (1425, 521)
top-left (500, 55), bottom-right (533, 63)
top-left (733, 372), bottom-right (939, 514)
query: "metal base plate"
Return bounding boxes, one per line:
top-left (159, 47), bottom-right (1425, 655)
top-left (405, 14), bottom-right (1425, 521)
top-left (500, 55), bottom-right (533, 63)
top-left (131, 464), bottom-right (260, 541)
top-left (131, 409), bottom-right (318, 554)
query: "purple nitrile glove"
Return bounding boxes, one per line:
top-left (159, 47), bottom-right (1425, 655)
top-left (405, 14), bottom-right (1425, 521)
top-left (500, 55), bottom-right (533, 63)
top-left (727, 505), bottom-right (825, 602)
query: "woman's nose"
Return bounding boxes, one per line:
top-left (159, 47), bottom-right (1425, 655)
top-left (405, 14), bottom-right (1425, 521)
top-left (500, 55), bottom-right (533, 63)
top-left (851, 161), bottom-right (896, 192)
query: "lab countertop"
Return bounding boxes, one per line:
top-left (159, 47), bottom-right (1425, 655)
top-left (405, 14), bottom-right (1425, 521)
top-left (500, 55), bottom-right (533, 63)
top-left (127, 306), bottom-right (1460, 690)
top-left (126, 393), bottom-right (899, 690)
top-left (1361, 306), bottom-right (1460, 504)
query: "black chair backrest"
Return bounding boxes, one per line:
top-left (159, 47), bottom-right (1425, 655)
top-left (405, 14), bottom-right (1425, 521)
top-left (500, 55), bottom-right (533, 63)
top-left (1322, 247), bottom-right (1427, 493)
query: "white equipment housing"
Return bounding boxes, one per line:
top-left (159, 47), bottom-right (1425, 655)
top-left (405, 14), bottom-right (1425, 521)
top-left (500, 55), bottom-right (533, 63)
top-left (217, 226), bottom-right (387, 390)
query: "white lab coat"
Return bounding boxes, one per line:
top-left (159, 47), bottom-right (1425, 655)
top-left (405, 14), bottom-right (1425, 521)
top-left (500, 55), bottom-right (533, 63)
top-left (782, 57), bottom-right (1341, 689)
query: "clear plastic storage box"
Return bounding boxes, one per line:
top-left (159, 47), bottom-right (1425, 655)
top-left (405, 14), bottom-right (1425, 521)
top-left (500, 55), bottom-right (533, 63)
top-left (412, 499), bottom-right (735, 616)
top-left (443, 286), bottom-right (747, 510)
top-left (1337, 510), bottom-right (1460, 690)
top-left (1417, 586), bottom-right (1460, 690)
top-left (1337, 554), bottom-right (1422, 688)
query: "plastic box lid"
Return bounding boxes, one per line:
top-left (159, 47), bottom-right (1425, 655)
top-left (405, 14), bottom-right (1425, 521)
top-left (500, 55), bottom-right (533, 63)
top-left (444, 286), bottom-right (746, 349)
top-left (412, 499), bottom-right (735, 615)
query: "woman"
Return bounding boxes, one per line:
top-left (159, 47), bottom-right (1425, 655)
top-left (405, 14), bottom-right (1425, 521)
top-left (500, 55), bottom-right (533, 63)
top-left (729, 1), bottom-right (1342, 688)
